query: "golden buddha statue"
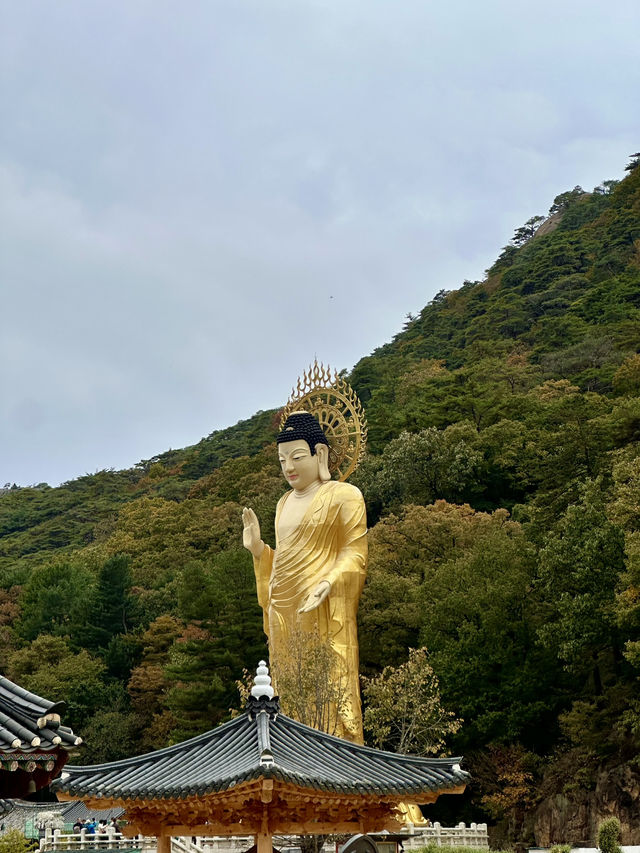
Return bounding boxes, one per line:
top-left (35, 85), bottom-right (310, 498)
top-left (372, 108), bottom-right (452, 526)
top-left (242, 364), bottom-right (369, 742)
top-left (243, 409), bottom-right (367, 742)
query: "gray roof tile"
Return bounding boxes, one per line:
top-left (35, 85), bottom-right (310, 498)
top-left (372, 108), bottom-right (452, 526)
top-left (53, 698), bottom-right (467, 802)
top-left (0, 676), bottom-right (81, 754)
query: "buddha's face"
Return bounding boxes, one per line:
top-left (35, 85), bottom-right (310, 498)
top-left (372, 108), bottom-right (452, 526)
top-left (278, 440), bottom-right (320, 492)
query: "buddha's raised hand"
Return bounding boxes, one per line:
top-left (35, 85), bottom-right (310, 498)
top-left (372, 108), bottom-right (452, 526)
top-left (242, 507), bottom-right (264, 558)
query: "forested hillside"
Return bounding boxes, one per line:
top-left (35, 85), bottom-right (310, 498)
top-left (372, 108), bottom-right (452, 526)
top-left (1, 156), bottom-right (639, 842)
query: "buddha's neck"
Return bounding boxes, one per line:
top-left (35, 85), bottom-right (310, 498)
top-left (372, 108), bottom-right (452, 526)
top-left (291, 481), bottom-right (322, 499)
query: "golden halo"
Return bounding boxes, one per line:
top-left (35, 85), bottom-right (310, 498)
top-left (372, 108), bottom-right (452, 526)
top-left (280, 361), bottom-right (367, 482)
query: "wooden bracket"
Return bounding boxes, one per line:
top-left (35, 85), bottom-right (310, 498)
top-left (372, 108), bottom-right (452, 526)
top-left (261, 779), bottom-right (274, 804)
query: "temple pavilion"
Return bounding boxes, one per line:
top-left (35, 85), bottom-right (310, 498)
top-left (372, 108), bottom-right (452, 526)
top-left (53, 663), bottom-right (467, 853)
top-left (0, 675), bottom-right (82, 798)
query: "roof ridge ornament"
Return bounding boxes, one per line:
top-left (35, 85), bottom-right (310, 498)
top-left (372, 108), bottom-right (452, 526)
top-left (251, 661), bottom-right (274, 700)
top-left (247, 661), bottom-right (280, 719)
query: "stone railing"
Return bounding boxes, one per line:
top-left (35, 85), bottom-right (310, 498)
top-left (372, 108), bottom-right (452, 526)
top-left (171, 838), bottom-right (253, 853)
top-left (42, 824), bottom-right (489, 853)
top-left (402, 823), bottom-right (489, 848)
top-left (41, 829), bottom-right (155, 851)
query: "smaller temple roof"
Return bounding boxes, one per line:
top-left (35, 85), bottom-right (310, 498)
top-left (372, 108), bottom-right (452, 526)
top-left (56, 707), bottom-right (466, 801)
top-left (0, 797), bottom-right (124, 823)
top-left (53, 663), bottom-right (468, 837)
top-left (60, 801), bottom-right (125, 824)
top-left (0, 676), bottom-right (81, 753)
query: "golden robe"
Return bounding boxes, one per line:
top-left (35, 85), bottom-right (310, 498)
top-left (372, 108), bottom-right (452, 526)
top-left (253, 480), bottom-right (367, 742)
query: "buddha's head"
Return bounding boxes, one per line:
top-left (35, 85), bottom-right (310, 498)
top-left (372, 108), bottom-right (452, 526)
top-left (276, 412), bottom-right (331, 490)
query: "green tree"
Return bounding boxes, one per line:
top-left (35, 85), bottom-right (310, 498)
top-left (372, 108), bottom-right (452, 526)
top-left (624, 153), bottom-right (640, 172)
top-left (594, 180), bottom-right (619, 195)
top-left (549, 186), bottom-right (585, 215)
top-left (127, 615), bottom-right (183, 751)
top-left (536, 479), bottom-right (625, 677)
top-left (358, 503), bottom-right (455, 671)
top-left (609, 450), bottom-right (640, 747)
top-left (598, 816), bottom-right (622, 853)
top-left (512, 215), bottom-right (545, 246)
top-left (84, 553), bottom-right (133, 652)
top-left (417, 507), bottom-right (552, 749)
top-left (77, 704), bottom-right (139, 764)
top-left (354, 426), bottom-right (481, 517)
top-left (613, 354), bottom-right (640, 395)
top-left (533, 479), bottom-right (633, 769)
top-left (363, 647), bottom-right (460, 755)
top-left (6, 635), bottom-right (106, 729)
top-left (16, 561), bottom-right (94, 645)
top-left (0, 830), bottom-right (34, 853)
top-left (163, 549), bottom-right (266, 739)
top-left (104, 496), bottom-right (243, 589)
top-left (522, 382), bottom-right (614, 521)
top-left (360, 502), bottom-right (555, 750)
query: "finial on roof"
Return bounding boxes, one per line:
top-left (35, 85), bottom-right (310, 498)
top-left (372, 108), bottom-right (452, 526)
top-left (251, 661), bottom-right (275, 700)
top-left (246, 661), bottom-right (280, 719)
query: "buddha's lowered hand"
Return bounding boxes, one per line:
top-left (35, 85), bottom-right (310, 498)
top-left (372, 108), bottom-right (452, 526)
top-left (298, 579), bottom-right (331, 613)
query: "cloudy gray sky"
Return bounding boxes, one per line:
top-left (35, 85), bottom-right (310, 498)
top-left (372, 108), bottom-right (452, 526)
top-left (1, 0), bottom-right (638, 486)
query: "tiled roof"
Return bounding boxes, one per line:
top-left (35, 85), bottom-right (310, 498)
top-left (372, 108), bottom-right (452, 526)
top-left (54, 695), bottom-right (467, 802)
top-left (0, 799), bottom-right (124, 823)
top-left (60, 801), bottom-right (125, 823)
top-left (0, 676), bottom-right (81, 754)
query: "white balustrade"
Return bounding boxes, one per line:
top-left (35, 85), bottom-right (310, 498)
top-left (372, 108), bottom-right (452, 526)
top-left (40, 824), bottom-right (489, 853)
top-left (40, 829), bottom-right (156, 852)
top-left (400, 822), bottom-right (489, 848)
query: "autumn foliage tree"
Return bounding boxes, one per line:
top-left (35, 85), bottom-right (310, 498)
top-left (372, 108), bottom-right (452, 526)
top-left (272, 628), bottom-right (349, 736)
top-left (362, 647), bottom-right (460, 755)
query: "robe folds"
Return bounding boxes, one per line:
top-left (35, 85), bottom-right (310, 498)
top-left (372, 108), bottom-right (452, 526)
top-left (253, 480), bottom-right (367, 743)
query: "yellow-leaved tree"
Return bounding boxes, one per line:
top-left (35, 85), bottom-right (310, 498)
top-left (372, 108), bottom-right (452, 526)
top-left (362, 646), bottom-right (461, 755)
top-left (272, 628), bottom-right (348, 737)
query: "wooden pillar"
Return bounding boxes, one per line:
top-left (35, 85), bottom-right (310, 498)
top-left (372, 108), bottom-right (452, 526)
top-left (256, 833), bottom-right (272, 853)
top-left (157, 835), bottom-right (171, 853)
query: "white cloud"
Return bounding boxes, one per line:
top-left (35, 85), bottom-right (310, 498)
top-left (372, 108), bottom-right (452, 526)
top-left (1, 0), bottom-right (639, 484)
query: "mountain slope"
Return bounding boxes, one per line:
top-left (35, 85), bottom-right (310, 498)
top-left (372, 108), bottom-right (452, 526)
top-left (1, 157), bottom-right (639, 841)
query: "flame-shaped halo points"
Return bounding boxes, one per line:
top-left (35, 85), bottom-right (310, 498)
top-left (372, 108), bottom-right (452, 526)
top-left (279, 361), bottom-right (367, 482)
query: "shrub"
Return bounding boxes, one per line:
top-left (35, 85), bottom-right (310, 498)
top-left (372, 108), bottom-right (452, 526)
top-left (598, 817), bottom-right (622, 853)
top-left (550, 845), bottom-right (571, 853)
top-left (0, 830), bottom-right (34, 853)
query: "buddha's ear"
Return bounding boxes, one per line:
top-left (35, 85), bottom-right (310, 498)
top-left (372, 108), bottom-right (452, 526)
top-left (315, 444), bottom-right (331, 482)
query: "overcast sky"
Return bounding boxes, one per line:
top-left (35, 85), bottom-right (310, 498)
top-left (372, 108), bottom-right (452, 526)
top-left (1, 1), bottom-right (639, 487)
